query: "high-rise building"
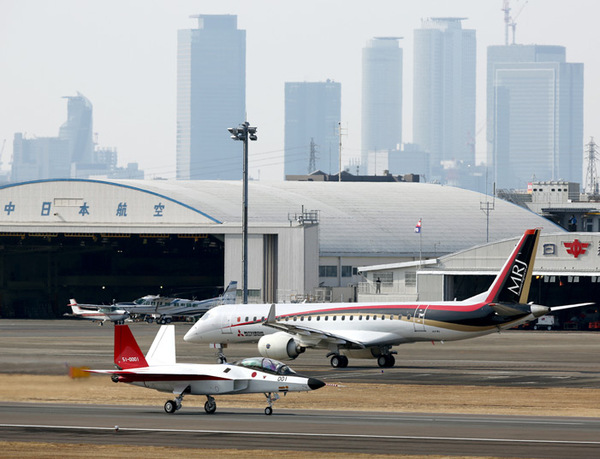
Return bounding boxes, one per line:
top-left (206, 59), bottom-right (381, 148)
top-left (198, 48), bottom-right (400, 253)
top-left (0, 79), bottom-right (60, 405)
top-left (487, 45), bottom-right (584, 190)
top-left (11, 93), bottom-right (139, 182)
top-left (361, 37), bottom-right (403, 173)
top-left (59, 93), bottom-right (94, 164)
top-left (177, 15), bottom-right (246, 180)
top-left (412, 18), bottom-right (476, 181)
top-left (284, 81), bottom-right (341, 177)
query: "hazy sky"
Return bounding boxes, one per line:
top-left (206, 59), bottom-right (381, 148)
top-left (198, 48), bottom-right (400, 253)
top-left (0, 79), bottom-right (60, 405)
top-left (1, 0), bottom-right (598, 180)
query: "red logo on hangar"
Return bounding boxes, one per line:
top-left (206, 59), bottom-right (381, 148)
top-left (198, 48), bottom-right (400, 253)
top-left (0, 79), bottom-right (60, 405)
top-left (563, 239), bottom-right (590, 258)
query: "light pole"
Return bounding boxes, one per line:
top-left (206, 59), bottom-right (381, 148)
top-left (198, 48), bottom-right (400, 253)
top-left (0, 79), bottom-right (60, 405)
top-left (228, 121), bottom-right (257, 304)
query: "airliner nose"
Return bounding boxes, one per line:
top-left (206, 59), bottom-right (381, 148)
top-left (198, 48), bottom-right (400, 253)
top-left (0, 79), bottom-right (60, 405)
top-left (308, 377), bottom-right (326, 390)
top-left (183, 327), bottom-right (198, 342)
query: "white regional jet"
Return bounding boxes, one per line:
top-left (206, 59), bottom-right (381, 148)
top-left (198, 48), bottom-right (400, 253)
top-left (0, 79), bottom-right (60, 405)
top-left (66, 300), bottom-right (129, 325)
top-left (121, 281), bottom-right (237, 324)
top-left (184, 229), bottom-right (590, 368)
top-left (88, 324), bottom-right (325, 415)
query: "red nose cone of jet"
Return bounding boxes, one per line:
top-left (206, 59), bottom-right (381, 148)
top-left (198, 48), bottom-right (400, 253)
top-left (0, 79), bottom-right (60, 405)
top-left (308, 377), bottom-right (326, 390)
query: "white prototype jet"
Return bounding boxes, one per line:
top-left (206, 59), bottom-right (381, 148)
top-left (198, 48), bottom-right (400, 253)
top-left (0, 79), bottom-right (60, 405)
top-left (88, 324), bottom-right (325, 415)
top-left (121, 281), bottom-right (237, 324)
top-left (184, 229), bottom-right (591, 368)
top-left (66, 300), bottom-right (129, 325)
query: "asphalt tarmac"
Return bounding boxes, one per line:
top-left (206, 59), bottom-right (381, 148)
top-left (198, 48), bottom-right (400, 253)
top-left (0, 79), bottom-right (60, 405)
top-left (1, 403), bottom-right (600, 458)
top-left (1, 319), bottom-right (599, 387)
top-left (1, 319), bottom-right (600, 457)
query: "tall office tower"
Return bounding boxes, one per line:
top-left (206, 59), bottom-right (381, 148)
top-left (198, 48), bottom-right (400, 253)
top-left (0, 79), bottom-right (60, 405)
top-left (413, 18), bottom-right (476, 180)
top-left (177, 15), bottom-right (246, 180)
top-left (59, 92), bottom-right (94, 164)
top-left (284, 81), bottom-right (341, 177)
top-left (487, 45), bottom-right (584, 190)
top-left (361, 37), bottom-right (403, 173)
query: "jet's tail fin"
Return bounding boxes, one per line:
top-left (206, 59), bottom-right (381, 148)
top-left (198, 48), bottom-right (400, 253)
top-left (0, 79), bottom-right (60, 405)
top-left (484, 228), bottom-right (541, 305)
top-left (114, 324), bottom-right (149, 369)
top-left (221, 281), bottom-right (238, 305)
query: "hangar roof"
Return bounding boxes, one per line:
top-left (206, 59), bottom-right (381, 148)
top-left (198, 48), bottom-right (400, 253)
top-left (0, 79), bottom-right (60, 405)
top-left (0, 179), bottom-right (564, 257)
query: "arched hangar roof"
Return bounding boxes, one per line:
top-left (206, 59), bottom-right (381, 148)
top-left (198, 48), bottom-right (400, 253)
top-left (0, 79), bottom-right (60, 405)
top-left (0, 179), bottom-right (563, 257)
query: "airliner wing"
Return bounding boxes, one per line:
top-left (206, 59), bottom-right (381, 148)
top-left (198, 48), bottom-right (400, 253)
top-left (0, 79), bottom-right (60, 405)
top-left (263, 304), bottom-right (401, 348)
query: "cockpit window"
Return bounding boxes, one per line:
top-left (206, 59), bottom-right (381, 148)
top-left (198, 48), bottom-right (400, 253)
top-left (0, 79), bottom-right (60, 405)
top-left (200, 309), bottom-right (212, 320)
top-left (234, 357), bottom-right (296, 376)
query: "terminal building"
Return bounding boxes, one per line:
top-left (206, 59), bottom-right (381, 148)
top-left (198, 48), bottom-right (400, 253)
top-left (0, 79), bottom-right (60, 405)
top-left (0, 179), bottom-right (597, 326)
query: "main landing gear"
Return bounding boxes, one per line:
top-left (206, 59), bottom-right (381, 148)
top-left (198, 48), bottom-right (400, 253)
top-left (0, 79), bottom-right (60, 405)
top-left (377, 354), bottom-right (396, 368)
top-left (164, 393), bottom-right (184, 414)
top-left (328, 353), bottom-right (349, 368)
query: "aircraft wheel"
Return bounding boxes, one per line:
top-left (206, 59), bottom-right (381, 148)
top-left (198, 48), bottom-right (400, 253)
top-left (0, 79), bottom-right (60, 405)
top-left (165, 318), bottom-right (172, 324)
top-left (146, 317), bottom-right (154, 324)
top-left (264, 406), bottom-right (273, 416)
top-left (330, 355), bottom-right (342, 368)
top-left (377, 355), bottom-right (395, 368)
top-left (386, 355), bottom-right (396, 367)
top-left (164, 400), bottom-right (177, 414)
top-left (204, 400), bottom-right (217, 414)
top-left (331, 354), bottom-right (349, 368)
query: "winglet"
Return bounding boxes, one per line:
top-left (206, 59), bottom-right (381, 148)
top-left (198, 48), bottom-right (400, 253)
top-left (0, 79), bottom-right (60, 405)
top-left (114, 324), bottom-right (149, 369)
top-left (266, 303), bottom-right (276, 323)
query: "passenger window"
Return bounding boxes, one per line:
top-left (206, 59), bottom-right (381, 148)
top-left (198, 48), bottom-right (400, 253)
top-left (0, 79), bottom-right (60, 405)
top-left (308, 316), bottom-right (311, 321)
top-left (359, 315), bottom-right (362, 320)
top-left (350, 315), bottom-right (354, 321)
top-left (366, 315), bottom-right (370, 320)
top-left (245, 316), bottom-right (249, 322)
top-left (333, 316), bottom-right (336, 321)
top-left (316, 316), bottom-right (320, 321)
top-left (341, 315), bottom-right (345, 320)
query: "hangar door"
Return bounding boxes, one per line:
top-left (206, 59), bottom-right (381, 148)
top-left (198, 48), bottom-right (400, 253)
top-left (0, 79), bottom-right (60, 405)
top-left (0, 232), bottom-right (225, 319)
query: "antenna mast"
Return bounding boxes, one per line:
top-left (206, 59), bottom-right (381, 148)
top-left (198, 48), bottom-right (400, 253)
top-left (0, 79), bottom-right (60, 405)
top-left (308, 138), bottom-right (317, 173)
top-left (585, 137), bottom-right (599, 197)
top-left (502, 1), bottom-right (511, 46)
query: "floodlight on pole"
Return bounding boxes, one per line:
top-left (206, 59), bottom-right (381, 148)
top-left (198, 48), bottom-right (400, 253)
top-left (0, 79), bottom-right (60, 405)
top-left (227, 121), bottom-right (257, 304)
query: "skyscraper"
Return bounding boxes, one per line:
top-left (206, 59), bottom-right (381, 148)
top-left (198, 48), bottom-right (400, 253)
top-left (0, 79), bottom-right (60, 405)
top-left (413, 18), bottom-right (476, 181)
top-left (177, 15), bottom-right (246, 180)
top-left (284, 81), bottom-right (341, 177)
top-left (361, 37), bottom-right (403, 173)
top-left (59, 92), bottom-right (94, 164)
top-left (487, 45), bottom-right (584, 189)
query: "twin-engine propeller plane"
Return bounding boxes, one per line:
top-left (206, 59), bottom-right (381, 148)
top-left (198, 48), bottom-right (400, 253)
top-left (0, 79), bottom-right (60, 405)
top-left (184, 229), bottom-right (591, 368)
top-left (88, 324), bottom-right (325, 415)
top-left (118, 281), bottom-right (238, 324)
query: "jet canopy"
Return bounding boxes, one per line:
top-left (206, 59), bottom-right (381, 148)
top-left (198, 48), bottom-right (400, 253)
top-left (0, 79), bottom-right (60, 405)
top-left (234, 357), bottom-right (296, 376)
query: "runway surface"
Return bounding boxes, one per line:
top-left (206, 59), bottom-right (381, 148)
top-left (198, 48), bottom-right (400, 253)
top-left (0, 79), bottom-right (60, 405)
top-left (1, 319), bottom-right (600, 457)
top-left (1, 319), bottom-right (599, 387)
top-left (1, 402), bottom-right (600, 457)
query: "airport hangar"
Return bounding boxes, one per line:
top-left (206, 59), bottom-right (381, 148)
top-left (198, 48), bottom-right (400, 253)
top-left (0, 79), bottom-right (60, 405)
top-left (0, 178), bottom-right (595, 320)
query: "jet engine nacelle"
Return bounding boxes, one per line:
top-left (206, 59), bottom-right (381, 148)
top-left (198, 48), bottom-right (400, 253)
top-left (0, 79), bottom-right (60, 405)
top-left (258, 332), bottom-right (305, 361)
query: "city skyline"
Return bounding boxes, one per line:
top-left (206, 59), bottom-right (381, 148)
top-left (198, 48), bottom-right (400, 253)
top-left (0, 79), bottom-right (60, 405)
top-left (1, 0), bottom-right (599, 185)
top-left (176, 14), bottom-right (246, 180)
